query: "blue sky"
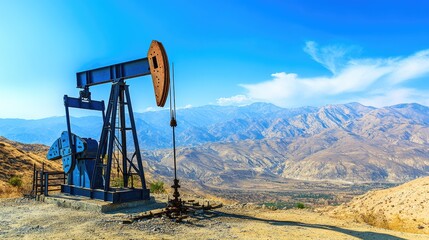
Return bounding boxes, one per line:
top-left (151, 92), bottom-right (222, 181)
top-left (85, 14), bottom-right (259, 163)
top-left (1, 0), bottom-right (429, 119)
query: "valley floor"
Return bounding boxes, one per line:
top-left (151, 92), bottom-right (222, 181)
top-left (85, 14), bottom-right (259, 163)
top-left (1, 197), bottom-right (428, 240)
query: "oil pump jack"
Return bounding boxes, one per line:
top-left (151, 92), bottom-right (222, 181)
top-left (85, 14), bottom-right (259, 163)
top-left (46, 40), bottom-right (170, 203)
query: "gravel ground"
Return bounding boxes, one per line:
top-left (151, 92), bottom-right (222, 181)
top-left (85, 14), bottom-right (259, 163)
top-left (1, 197), bottom-right (429, 240)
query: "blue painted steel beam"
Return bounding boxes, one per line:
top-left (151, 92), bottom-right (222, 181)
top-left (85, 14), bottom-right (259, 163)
top-left (76, 58), bottom-right (150, 89)
top-left (64, 95), bottom-right (105, 111)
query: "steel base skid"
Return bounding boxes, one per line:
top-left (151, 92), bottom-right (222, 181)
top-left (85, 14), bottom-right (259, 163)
top-left (61, 184), bottom-right (150, 203)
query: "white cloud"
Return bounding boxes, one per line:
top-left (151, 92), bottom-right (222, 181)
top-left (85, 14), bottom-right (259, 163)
top-left (356, 88), bottom-right (429, 108)
top-left (303, 41), bottom-right (354, 75)
top-left (143, 107), bottom-right (161, 112)
top-left (174, 104), bottom-right (193, 110)
top-left (216, 95), bottom-right (253, 106)
top-left (173, 104), bottom-right (193, 110)
top-left (388, 50), bottom-right (429, 84)
top-left (233, 41), bottom-right (429, 108)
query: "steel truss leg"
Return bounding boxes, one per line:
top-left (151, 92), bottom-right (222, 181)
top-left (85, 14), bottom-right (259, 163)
top-left (91, 80), bottom-right (147, 192)
top-left (124, 85), bottom-right (147, 189)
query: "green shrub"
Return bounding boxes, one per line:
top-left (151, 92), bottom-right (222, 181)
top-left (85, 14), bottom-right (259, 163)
top-left (295, 202), bottom-right (305, 209)
top-left (150, 181), bottom-right (165, 193)
top-left (8, 175), bottom-right (23, 188)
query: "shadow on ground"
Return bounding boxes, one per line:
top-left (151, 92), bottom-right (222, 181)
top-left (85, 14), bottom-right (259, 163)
top-left (198, 210), bottom-right (406, 240)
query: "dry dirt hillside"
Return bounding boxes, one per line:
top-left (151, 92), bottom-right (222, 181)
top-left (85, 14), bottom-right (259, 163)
top-left (0, 136), bottom-right (62, 197)
top-left (147, 104), bottom-right (429, 186)
top-left (328, 176), bottom-right (429, 234)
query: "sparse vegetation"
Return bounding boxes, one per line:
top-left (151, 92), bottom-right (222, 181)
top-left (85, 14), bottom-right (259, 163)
top-left (111, 177), bottom-right (124, 188)
top-left (0, 138), bottom-right (63, 198)
top-left (8, 175), bottom-right (23, 188)
top-left (293, 193), bottom-right (334, 200)
top-left (150, 180), bottom-right (166, 193)
top-left (110, 172), bottom-right (143, 188)
top-left (262, 201), bottom-right (296, 209)
top-left (296, 202), bottom-right (305, 209)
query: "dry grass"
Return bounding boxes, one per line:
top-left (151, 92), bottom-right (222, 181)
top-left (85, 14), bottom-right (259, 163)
top-left (0, 138), bottom-right (62, 198)
top-left (328, 176), bottom-right (429, 234)
top-left (0, 181), bottom-right (20, 198)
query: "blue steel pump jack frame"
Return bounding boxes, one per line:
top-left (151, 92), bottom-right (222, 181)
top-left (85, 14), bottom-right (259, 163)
top-left (62, 57), bottom-right (153, 203)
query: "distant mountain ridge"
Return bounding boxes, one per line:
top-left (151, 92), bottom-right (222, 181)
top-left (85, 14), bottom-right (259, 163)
top-left (143, 102), bottom-right (429, 184)
top-left (2, 102), bottom-right (429, 184)
top-left (1, 102), bottom-right (428, 150)
top-left (0, 102), bottom-right (318, 148)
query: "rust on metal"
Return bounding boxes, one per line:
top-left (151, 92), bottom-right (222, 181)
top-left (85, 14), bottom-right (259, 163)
top-left (147, 40), bottom-right (170, 107)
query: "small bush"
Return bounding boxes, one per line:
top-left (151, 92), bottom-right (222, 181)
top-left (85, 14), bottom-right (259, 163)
top-left (8, 176), bottom-right (23, 188)
top-left (295, 202), bottom-right (305, 209)
top-left (150, 181), bottom-right (165, 193)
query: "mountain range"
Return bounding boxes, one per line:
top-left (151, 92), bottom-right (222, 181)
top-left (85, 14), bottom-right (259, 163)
top-left (0, 102), bottom-right (317, 149)
top-left (1, 102), bottom-right (429, 184)
top-left (144, 102), bottom-right (429, 185)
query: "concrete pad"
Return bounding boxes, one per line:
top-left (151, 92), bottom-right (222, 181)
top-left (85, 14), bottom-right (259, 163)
top-left (40, 193), bottom-right (164, 213)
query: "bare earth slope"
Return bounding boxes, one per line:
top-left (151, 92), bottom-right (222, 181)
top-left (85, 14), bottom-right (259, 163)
top-left (0, 136), bottom-right (62, 197)
top-left (329, 176), bottom-right (429, 234)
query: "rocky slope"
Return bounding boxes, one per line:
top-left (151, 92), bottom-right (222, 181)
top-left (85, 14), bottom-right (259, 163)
top-left (145, 103), bottom-right (429, 184)
top-left (146, 131), bottom-right (429, 186)
top-left (328, 176), bottom-right (429, 234)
